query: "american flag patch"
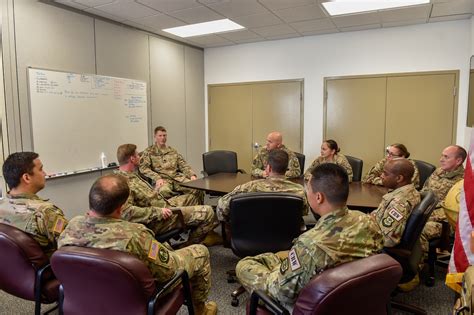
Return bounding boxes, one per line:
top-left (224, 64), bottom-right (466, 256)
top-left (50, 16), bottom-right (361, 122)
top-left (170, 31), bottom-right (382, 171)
top-left (148, 240), bottom-right (159, 260)
top-left (53, 218), bottom-right (65, 233)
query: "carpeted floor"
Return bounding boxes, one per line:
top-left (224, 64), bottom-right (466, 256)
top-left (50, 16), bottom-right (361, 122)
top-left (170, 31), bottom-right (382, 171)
top-left (0, 243), bottom-right (456, 314)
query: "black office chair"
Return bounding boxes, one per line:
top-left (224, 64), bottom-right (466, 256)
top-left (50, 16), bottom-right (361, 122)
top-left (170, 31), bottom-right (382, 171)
top-left (228, 192), bottom-right (304, 307)
top-left (384, 191), bottom-right (438, 315)
top-left (202, 150), bottom-right (245, 176)
top-left (413, 160), bottom-right (436, 189)
top-left (346, 155), bottom-right (363, 182)
top-left (294, 152), bottom-right (305, 176)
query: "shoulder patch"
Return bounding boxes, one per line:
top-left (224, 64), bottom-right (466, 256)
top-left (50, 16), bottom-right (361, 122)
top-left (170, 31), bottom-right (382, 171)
top-left (53, 217), bottom-right (66, 234)
top-left (388, 208), bottom-right (403, 221)
top-left (288, 249), bottom-right (301, 271)
top-left (148, 240), bottom-right (160, 260)
top-left (382, 216), bottom-right (395, 228)
top-left (158, 245), bottom-right (170, 263)
top-left (280, 258), bottom-right (289, 274)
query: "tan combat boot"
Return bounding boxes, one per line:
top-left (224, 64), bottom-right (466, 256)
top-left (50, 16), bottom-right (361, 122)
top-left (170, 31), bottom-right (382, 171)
top-left (194, 301), bottom-right (218, 315)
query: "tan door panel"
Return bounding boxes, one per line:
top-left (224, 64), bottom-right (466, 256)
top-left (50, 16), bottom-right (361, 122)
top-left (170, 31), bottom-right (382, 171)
top-left (325, 77), bottom-right (387, 175)
top-left (385, 74), bottom-right (456, 165)
top-left (208, 85), bottom-right (253, 172)
top-left (252, 81), bottom-right (302, 155)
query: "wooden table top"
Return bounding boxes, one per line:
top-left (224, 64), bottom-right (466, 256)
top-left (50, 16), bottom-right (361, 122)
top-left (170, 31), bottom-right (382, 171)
top-left (181, 173), bottom-right (388, 210)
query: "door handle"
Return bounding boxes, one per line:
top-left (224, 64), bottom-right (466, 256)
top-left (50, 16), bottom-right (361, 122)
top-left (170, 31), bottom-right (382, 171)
top-left (253, 142), bottom-right (260, 149)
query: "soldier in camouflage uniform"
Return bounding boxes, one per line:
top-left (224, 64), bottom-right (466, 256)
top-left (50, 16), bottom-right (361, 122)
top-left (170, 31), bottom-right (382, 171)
top-left (139, 126), bottom-right (203, 205)
top-left (304, 139), bottom-right (353, 182)
top-left (217, 149), bottom-right (309, 222)
top-left (0, 152), bottom-right (67, 257)
top-left (116, 144), bottom-right (218, 245)
top-left (251, 131), bottom-right (301, 178)
top-left (236, 163), bottom-right (383, 306)
top-left (363, 143), bottom-right (420, 188)
top-left (371, 159), bottom-right (420, 247)
top-left (58, 174), bottom-right (217, 315)
top-left (420, 145), bottom-right (466, 253)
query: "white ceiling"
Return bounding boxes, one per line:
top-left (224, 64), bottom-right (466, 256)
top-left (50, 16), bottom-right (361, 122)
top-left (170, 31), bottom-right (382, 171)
top-left (50, 0), bottom-right (474, 48)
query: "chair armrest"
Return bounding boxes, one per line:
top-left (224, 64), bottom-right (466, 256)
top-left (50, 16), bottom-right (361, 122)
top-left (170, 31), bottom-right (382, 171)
top-left (201, 170), bottom-right (209, 177)
top-left (148, 270), bottom-right (194, 315)
top-left (383, 247), bottom-right (412, 259)
top-left (249, 290), bottom-right (290, 315)
top-left (237, 169), bottom-right (246, 174)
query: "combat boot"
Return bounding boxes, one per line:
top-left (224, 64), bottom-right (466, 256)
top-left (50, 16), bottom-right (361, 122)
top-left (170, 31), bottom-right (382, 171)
top-left (194, 301), bottom-right (217, 315)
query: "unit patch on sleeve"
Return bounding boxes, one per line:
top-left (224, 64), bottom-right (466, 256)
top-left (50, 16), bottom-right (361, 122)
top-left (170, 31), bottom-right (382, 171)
top-left (388, 208), bottom-right (403, 221)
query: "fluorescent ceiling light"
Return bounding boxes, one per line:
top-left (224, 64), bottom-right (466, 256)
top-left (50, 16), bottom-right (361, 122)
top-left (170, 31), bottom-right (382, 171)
top-left (321, 0), bottom-right (430, 16)
top-left (163, 19), bottom-right (244, 38)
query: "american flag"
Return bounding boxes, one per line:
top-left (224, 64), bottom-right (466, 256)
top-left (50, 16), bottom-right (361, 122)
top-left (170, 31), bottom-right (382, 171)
top-left (446, 130), bottom-right (474, 293)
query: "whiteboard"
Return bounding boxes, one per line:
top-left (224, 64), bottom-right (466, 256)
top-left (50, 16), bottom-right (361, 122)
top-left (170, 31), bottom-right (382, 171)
top-left (28, 68), bottom-right (148, 175)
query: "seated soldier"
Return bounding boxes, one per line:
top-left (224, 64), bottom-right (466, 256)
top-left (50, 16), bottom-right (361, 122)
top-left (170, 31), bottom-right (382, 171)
top-left (217, 149), bottom-right (309, 223)
top-left (236, 164), bottom-right (383, 307)
top-left (443, 179), bottom-right (464, 229)
top-left (58, 174), bottom-right (217, 315)
top-left (0, 152), bottom-right (67, 257)
top-left (115, 144), bottom-right (219, 246)
top-left (139, 126), bottom-right (203, 206)
top-left (251, 131), bottom-right (301, 179)
top-left (371, 158), bottom-right (420, 248)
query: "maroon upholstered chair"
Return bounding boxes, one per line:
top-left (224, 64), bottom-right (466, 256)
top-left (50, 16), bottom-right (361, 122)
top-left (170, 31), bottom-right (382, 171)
top-left (247, 254), bottom-right (402, 315)
top-left (51, 245), bottom-right (194, 315)
top-left (0, 223), bottom-right (59, 315)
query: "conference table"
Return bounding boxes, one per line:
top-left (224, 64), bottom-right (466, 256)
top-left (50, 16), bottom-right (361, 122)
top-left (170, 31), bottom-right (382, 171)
top-left (181, 173), bottom-right (388, 211)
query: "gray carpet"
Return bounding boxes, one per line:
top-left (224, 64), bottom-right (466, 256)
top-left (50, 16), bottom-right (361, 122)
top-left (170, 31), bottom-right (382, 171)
top-left (0, 245), bottom-right (456, 314)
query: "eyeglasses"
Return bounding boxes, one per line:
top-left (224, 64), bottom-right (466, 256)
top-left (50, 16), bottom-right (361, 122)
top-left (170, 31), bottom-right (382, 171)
top-left (385, 149), bottom-right (403, 158)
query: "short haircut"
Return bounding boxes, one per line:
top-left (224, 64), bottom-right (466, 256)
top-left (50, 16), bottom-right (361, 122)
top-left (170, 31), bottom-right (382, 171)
top-left (388, 159), bottom-right (415, 183)
top-left (268, 149), bottom-right (289, 174)
top-left (3, 152), bottom-right (39, 189)
top-left (117, 144), bottom-right (137, 166)
top-left (154, 126), bottom-right (167, 135)
top-left (391, 143), bottom-right (410, 158)
top-left (309, 163), bottom-right (349, 205)
top-left (324, 139), bottom-right (340, 153)
top-left (89, 174), bottom-right (130, 215)
top-left (454, 145), bottom-right (467, 163)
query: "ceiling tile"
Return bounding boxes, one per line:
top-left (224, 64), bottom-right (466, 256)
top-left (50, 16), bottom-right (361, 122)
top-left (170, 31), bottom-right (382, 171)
top-left (290, 18), bottom-right (334, 32)
top-left (84, 7), bottom-right (127, 21)
top-left (252, 23), bottom-right (298, 36)
top-left (258, 0), bottom-right (315, 11)
top-left (135, 0), bottom-right (201, 13)
top-left (136, 14), bottom-right (186, 30)
top-left (273, 4), bottom-right (327, 23)
top-left (188, 34), bottom-right (234, 46)
top-left (72, 0), bottom-right (114, 6)
top-left (265, 33), bottom-right (301, 40)
top-left (55, 1), bottom-right (90, 10)
top-left (301, 28), bottom-right (338, 36)
top-left (380, 4), bottom-right (431, 23)
top-left (206, 0), bottom-right (269, 18)
top-left (331, 12), bottom-right (380, 28)
top-left (218, 29), bottom-right (261, 41)
top-left (383, 18), bottom-right (426, 28)
top-left (339, 23), bottom-right (381, 32)
top-left (167, 6), bottom-right (224, 23)
top-left (429, 13), bottom-right (472, 22)
top-left (94, 1), bottom-right (159, 20)
top-left (232, 12), bottom-right (283, 28)
top-left (233, 37), bottom-right (266, 44)
top-left (431, 0), bottom-right (472, 17)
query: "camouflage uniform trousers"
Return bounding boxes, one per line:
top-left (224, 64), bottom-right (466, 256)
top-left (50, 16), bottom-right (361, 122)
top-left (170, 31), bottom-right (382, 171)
top-left (418, 208), bottom-right (445, 270)
top-left (236, 253), bottom-right (282, 294)
top-left (148, 205), bottom-right (218, 244)
top-left (175, 244), bottom-right (212, 305)
top-left (159, 181), bottom-right (204, 206)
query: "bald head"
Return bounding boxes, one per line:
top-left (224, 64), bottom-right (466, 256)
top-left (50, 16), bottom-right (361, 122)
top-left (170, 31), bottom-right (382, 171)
top-left (381, 159), bottom-right (414, 189)
top-left (266, 131), bottom-right (283, 151)
top-left (440, 145), bottom-right (466, 172)
top-left (89, 174), bottom-right (130, 215)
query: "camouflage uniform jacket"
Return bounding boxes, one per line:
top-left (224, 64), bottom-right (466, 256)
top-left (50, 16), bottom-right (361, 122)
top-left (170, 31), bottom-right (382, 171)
top-left (216, 176), bottom-right (309, 221)
top-left (251, 145), bottom-right (301, 178)
top-left (363, 157), bottom-right (420, 188)
top-left (304, 154), bottom-right (353, 182)
top-left (58, 215), bottom-right (180, 284)
top-left (371, 184), bottom-right (420, 247)
top-left (139, 145), bottom-right (196, 184)
top-left (421, 165), bottom-right (464, 212)
top-left (0, 193), bottom-right (67, 257)
top-left (115, 169), bottom-right (169, 224)
top-left (265, 207), bottom-right (383, 304)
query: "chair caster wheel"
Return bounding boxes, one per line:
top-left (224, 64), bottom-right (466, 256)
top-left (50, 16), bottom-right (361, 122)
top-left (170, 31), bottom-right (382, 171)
top-left (227, 276), bottom-right (236, 283)
top-left (231, 298), bottom-right (239, 307)
top-left (425, 277), bottom-right (435, 287)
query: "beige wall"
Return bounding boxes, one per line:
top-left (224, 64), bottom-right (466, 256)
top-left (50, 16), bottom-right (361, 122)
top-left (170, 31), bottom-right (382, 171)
top-left (2, 0), bottom-right (205, 218)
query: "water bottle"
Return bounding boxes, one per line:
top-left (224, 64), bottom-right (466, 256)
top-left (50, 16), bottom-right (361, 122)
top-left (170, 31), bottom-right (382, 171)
top-left (100, 152), bottom-right (108, 168)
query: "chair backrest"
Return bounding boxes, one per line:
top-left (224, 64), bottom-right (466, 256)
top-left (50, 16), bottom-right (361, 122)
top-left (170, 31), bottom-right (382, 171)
top-left (230, 192), bottom-right (303, 257)
top-left (414, 159), bottom-right (436, 188)
top-left (51, 246), bottom-right (158, 315)
top-left (345, 155), bottom-right (363, 182)
top-left (294, 152), bottom-right (305, 176)
top-left (202, 150), bottom-right (239, 176)
top-left (293, 254), bottom-right (402, 315)
top-left (0, 223), bottom-right (51, 300)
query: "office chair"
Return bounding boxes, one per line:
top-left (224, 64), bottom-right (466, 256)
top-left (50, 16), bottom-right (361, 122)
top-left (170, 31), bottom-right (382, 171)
top-left (248, 253), bottom-right (402, 315)
top-left (154, 208), bottom-right (187, 247)
top-left (345, 155), bottom-right (363, 182)
top-left (202, 150), bottom-right (246, 176)
top-left (384, 191), bottom-right (438, 315)
top-left (294, 152), bottom-right (305, 176)
top-left (0, 223), bottom-right (59, 315)
top-left (227, 192), bottom-right (304, 306)
top-left (413, 160), bottom-right (436, 189)
top-left (51, 246), bottom-right (194, 315)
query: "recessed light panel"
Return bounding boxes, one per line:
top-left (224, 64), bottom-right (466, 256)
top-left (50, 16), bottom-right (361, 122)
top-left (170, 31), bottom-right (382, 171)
top-left (321, 0), bottom-right (430, 16)
top-left (163, 19), bottom-right (244, 38)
